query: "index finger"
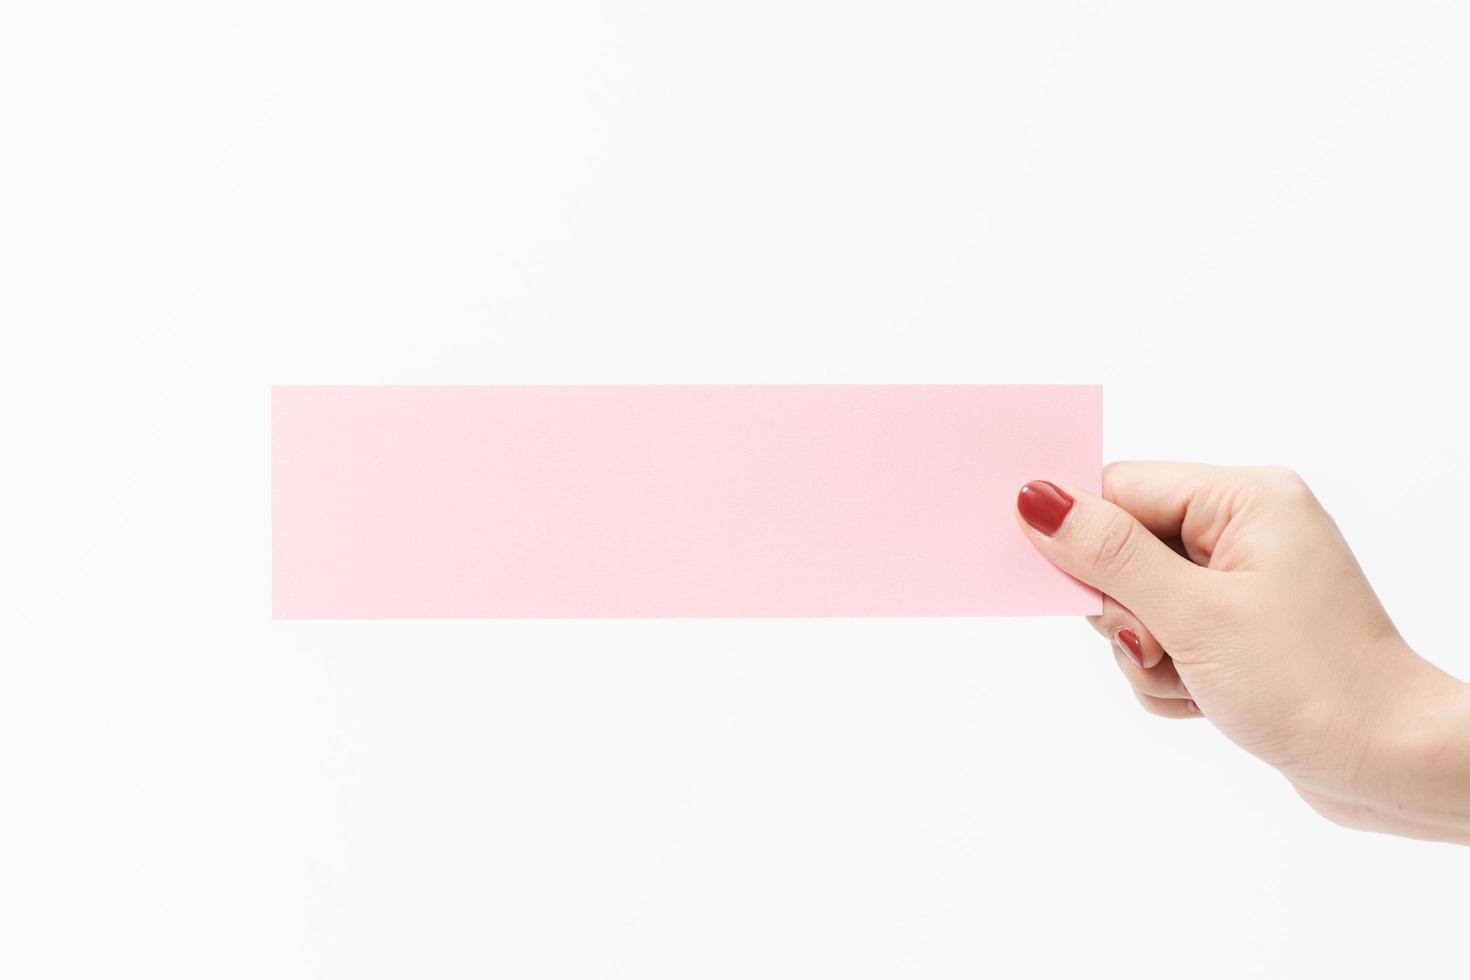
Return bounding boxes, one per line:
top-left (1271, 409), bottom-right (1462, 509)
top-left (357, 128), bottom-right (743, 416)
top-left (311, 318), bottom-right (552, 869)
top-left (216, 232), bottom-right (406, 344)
top-left (1102, 460), bottom-right (1226, 540)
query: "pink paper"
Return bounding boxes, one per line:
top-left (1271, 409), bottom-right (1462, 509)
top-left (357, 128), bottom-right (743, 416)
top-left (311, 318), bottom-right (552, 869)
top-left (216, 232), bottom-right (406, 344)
top-left (272, 385), bottom-right (1101, 619)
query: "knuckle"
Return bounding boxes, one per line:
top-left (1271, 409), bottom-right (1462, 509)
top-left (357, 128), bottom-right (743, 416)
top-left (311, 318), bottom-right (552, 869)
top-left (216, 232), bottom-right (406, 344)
top-left (1257, 465), bottom-right (1315, 502)
top-left (1100, 460), bottom-right (1145, 505)
top-left (1088, 509), bottom-right (1143, 580)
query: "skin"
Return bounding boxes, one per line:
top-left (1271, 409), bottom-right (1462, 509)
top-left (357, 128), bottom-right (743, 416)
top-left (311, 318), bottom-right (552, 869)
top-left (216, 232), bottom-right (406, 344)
top-left (1017, 462), bottom-right (1470, 845)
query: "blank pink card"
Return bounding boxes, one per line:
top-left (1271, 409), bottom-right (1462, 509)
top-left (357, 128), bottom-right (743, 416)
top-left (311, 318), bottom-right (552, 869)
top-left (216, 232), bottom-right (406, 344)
top-left (272, 385), bottom-right (1101, 619)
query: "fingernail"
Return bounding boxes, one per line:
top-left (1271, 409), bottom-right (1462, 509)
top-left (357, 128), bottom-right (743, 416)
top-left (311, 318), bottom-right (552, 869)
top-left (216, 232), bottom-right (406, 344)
top-left (1017, 480), bottom-right (1074, 537)
top-left (1115, 628), bottom-right (1145, 668)
top-left (1186, 700), bottom-right (1201, 714)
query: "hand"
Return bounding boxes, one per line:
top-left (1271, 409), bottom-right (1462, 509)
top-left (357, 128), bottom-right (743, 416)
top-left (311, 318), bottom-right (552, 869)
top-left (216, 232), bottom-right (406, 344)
top-left (1016, 463), bottom-right (1470, 844)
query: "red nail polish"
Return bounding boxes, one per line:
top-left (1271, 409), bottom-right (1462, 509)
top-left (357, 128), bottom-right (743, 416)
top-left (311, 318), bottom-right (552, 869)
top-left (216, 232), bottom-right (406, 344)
top-left (1116, 628), bottom-right (1145, 668)
top-left (1017, 480), bottom-right (1074, 537)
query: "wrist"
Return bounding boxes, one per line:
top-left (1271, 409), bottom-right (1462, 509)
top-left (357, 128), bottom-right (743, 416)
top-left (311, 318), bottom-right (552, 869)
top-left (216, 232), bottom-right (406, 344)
top-left (1358, 650), bottom-right (1470, 840)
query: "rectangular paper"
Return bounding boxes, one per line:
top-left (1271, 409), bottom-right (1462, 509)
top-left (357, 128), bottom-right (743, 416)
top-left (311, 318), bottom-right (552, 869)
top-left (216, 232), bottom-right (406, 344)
top-left (272, 385), bottom-right (1101, 618)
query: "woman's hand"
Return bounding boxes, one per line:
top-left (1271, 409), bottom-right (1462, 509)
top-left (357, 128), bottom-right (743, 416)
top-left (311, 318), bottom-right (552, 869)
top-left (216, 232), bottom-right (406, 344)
top-left (1016, 463), bottom-right (1470, 844)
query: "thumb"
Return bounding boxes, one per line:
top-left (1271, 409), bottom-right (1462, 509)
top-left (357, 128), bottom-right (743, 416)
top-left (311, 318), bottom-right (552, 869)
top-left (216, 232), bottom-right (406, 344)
top-left (1015, 479), bottom-right (1206, 625)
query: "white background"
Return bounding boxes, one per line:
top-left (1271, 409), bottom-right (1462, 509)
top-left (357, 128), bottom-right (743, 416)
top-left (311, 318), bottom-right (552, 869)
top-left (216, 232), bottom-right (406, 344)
top-left (3, 2), bottom-right (1468, 976)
